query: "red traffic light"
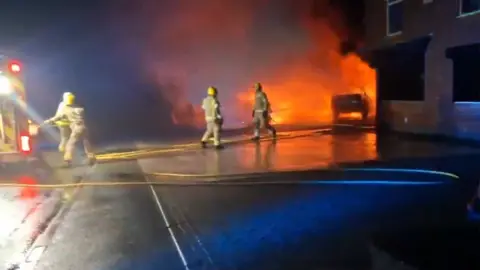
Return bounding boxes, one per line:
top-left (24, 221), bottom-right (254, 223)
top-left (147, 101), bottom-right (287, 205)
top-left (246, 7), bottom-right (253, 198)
top-left (9, 62), bottom-right (21, 73)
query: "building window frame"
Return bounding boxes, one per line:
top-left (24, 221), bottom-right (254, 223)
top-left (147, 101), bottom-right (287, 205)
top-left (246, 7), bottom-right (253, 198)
top-left (458, 0), bottom-right (480, 18)
top-left (386, 0), bottom-right (403, 37)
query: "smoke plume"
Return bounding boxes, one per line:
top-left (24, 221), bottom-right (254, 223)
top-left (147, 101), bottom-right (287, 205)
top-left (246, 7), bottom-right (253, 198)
top-left (134, 0), bottom-right (375, 128)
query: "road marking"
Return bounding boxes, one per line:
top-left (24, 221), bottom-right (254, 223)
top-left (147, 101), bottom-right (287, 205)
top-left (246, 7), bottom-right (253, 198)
top-left (148, 183), bottom-right (190, 270)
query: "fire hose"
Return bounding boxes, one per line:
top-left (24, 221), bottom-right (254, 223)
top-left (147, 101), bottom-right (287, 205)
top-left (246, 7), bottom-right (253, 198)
top-left (95, 126), bottom-right (338, 161)
top-left (95, 123), bottom-right (374, 161)
top-left (0, 168), bottom-right (458, 189)
top-left (95, 107), bottom-right (309, 161)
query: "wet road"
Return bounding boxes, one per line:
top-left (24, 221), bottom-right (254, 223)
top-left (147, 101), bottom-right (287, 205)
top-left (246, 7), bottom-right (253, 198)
top-left (33, 132), bottom-right (480, 270)
top-left (32, 160), bottom-right (187, 270)
top-left (0, 152), bottom-right (92, 269)
top-left (137, 131), bottom-right (478, 175)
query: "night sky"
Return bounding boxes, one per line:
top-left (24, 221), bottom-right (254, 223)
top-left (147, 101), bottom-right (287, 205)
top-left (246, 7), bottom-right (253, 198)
top-left (0, 0), bottom-right (364, 144)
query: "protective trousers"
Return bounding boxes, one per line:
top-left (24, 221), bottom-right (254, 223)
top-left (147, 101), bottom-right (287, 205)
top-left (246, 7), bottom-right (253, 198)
top-left (253, 111), bottom-right (276, 138)
top-left (201, 121), bottom-right (221, 146)
top-left (58, 126), bottom-right (71, 152)
top-left (64, 125), bottom-right (95, 161)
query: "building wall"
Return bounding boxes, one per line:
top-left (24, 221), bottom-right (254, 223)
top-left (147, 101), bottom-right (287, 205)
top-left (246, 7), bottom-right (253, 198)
top-left (365, 0), bottom-right (480, 138)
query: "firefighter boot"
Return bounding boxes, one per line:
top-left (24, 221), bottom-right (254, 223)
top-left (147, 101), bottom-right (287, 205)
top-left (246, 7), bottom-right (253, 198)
top-left (62, 160), bottom-right (72, 168)
top-left (215, 144), bottom-right (224, 150)
top-left (271, 129), bottom-right (277, 140)
top-left (201, 141), bottom-right (207, 148)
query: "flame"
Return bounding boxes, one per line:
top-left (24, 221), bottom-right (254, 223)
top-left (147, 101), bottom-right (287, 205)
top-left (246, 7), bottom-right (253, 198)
top-left (133, 0), bottom-right (376, 128)
top-left (236, 20), bottom-right (376, 125)
top-left (339, 112), bottom-right (363, 120)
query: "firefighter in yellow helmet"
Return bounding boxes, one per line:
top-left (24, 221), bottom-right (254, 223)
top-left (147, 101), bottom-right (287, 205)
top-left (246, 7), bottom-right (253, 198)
top-left (43, 93), bottom-right (96, 167)
top-left (201, 86), bottom-right (223, 149)
top-left (252, 83), bottom-right (276, 141)
top-left (54, 92), bottom-right (72, 152)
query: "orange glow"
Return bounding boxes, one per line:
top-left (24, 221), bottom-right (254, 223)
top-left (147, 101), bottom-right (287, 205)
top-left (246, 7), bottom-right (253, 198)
top-left (233, 2), bottom-right (376, 126)
top-left (339, 112), bottom-right (363, 120)
top-left (138, 0), bottom-right (376, 127)
top-left (236, 133), bottom-right (378, 172)
top-left (236, 27), bottom-right (376, 125)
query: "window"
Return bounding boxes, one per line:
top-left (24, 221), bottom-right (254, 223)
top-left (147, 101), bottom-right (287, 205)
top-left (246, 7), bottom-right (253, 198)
top-left (386, 0), bottom-right (403, 36)
top-left (447, 44), bottom-right (480, 102)
top-left (379, 51), bottom-right (425, 101)
top-left (459, 0), bottom-right (480, 16)
top-left (453, 56), bottom-right (480, 102)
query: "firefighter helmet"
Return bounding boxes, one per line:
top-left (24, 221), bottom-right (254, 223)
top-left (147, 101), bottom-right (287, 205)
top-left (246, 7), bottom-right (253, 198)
top-left (64, 92), bottom-right (75, 105)
top-left (63, 92), bottom-right (73, 101)
top-left (207, 86), bottom-right (217, 96)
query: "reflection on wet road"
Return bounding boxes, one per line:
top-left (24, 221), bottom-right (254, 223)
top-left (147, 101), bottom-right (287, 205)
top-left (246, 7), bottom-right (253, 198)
top-left (138, 132), bottom-right (478, 176)
top-left (0, 154), bottom-right (85, 269)
top-left (32, 132), bottom-right (480, 270)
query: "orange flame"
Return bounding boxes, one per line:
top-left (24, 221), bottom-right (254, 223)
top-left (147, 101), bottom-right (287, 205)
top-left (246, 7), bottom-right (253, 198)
top-left (236, 19), bottom-right (376, 125)
top-left (136, 0), bottom-right (376, 127)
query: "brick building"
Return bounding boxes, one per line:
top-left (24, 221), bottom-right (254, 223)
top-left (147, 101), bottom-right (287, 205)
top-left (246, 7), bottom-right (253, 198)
top-left (364, 0), bottom-right (480, 139)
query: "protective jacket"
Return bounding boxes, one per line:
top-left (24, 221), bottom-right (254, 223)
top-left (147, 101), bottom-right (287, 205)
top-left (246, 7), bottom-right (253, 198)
top-left (202, 96), bottom-right (222, 122)
top-left (54, 101), bottom-right (70, 127)
top-left (47, 104), bottom-right (86, 128)
top-left (253, 91), bottom-right (270, 112)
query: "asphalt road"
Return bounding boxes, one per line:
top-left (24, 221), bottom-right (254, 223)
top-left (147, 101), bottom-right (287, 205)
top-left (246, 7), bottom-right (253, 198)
top-left (0, 150), bottom-right (102, 270)
top-left (137, 131), bottom-right (477, 176)
top-left (30, 132), bottom-right (480, 270)
top-left (32, 160), bottom-right (186, 270)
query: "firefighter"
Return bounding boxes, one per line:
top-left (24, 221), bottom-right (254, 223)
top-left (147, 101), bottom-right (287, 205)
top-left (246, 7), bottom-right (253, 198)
top-left (252, 82), bottom-right (276, 141)
top-left (201, 86), bottom-right (223, 149)
top-left (43, 93), bottom-right (95, 166)
top-left (55, 92), bottom-right (72, 153)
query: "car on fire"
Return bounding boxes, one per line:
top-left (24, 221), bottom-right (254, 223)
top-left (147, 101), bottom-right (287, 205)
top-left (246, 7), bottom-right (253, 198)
top-left (331, 92), bottom-right (370, 123)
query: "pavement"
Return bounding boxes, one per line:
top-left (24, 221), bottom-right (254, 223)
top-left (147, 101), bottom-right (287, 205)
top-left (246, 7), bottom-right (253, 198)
top-left (6, 129), bottom-right (480, 270)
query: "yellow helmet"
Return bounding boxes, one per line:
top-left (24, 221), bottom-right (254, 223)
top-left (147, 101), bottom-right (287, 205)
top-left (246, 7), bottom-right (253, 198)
top-left (63, 92), bottom-right (72, 101)
top-left (64, 92), bottom-right (75, 105)
top-left (254, 83), bottom-right (262, 91)
top-left (207, 86), bottom-right (217, 96)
